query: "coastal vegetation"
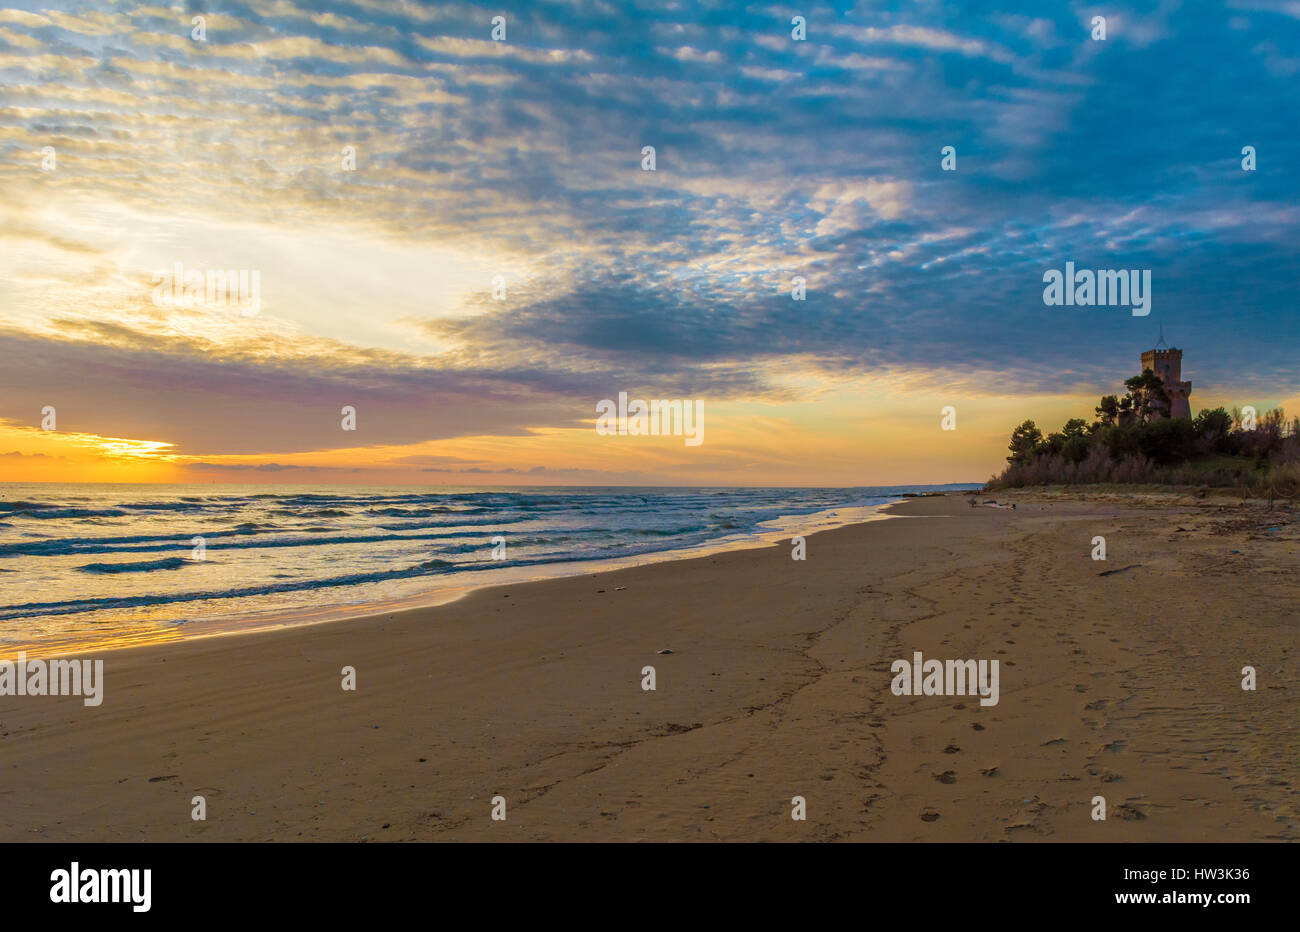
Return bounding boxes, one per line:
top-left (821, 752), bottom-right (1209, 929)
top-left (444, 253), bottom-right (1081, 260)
top-left (988, 369), bottom-right (1300, 496)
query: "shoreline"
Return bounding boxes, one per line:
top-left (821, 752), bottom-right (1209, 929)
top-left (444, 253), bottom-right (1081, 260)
top-left (1, 497), bottom-right (919, 662)
top-left (1, 489), bottom-right (1294, 842)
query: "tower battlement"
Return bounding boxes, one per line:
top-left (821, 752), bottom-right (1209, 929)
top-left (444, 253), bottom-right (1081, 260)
top-left (1140, 347), bottom-right (1192, 419)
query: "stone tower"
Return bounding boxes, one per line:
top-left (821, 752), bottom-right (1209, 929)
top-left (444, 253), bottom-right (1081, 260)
top-left (1140, 345), bottom-right (1192, 419)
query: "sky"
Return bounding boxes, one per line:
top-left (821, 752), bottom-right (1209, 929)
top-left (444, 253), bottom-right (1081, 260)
top-left (0, 0), bottom-right (1297, 486)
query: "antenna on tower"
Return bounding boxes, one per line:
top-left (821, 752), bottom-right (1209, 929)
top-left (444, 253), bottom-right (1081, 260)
top-left (1154, 323), bottom-right (1169, 349)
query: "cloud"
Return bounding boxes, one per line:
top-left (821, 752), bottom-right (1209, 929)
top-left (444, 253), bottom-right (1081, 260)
top-left (181, 461), bottom-right (339, 472)
top-left (0, 0), bottom-right (1296, 470)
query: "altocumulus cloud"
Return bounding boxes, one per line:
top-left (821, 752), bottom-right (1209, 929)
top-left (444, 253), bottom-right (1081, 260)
top-left (0, 0), bottom-right (1297, 459)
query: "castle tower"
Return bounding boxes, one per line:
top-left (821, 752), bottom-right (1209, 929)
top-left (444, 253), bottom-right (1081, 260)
top-left (1140, 345), bottom-right (1192, 419)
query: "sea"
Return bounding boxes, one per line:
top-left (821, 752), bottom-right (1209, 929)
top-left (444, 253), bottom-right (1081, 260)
top-left (0, 483), bottom-right (980, 656)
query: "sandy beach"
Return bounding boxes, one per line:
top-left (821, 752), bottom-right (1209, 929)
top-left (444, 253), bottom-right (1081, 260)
top-left (1, 491), bottom-right (1295, 842)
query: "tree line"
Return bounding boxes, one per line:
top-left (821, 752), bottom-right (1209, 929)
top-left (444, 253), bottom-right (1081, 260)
top-left (989, 368), bottom-right (1299, 495)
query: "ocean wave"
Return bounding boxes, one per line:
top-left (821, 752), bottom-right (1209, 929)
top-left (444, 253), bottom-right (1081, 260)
top-left (0, 500), bottom-right (50, 512)
top-left (0, 526), bottom-right (561, 558)
top-left (118, 501), bottom-right (211, 512)
top-left (76, 557), bottom-right (194, 574)
top-left (273, 508), bottom-right (350, 518)
top-left (0, 485), bottom-right (985, 629)
top-left (366, 506), bottom-right (468, 517)
top-left (11, 507), bottom-right (130, 519)
top-left (0, 555), bottom-right (565, 620)
top-left (633, 524), bottom-right (708, 537)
